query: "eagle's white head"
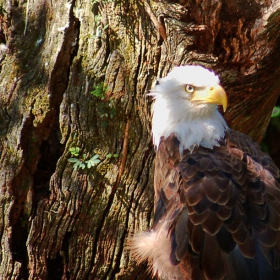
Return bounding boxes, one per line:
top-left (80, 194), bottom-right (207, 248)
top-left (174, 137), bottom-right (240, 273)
top-left (149, 65), bottom-right (229, 153)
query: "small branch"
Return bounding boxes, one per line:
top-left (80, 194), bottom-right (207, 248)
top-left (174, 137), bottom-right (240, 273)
top-left (142, 0), bottom-right (167, 42)
top-left (24, 0), bottom-right (29, 35)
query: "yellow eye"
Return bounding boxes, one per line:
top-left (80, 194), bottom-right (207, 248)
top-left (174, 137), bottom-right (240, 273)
top-left (185, 84), bottom-right (195, 93)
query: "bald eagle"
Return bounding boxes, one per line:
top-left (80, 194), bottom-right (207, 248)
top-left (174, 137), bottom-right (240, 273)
top-left (130, 65), bottom-right (280, 280)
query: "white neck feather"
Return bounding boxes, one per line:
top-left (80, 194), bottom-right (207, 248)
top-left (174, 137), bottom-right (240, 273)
top-left (151, 94), bottom-right (228, 154)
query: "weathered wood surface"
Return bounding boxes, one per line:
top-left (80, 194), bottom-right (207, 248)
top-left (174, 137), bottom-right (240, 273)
top-left (0, 0), bottom-right (279, 279)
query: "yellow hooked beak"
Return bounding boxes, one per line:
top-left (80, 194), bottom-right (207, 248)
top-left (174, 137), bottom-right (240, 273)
top-left (191, 84), bottom-right (228, 112)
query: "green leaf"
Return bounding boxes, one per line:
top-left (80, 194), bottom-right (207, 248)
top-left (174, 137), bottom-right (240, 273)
top-left (73, 161), bottom-right (85, 170)
top-left (68, 158), bottom-right (80, 163)
top-left (106, 153), bottom-right (119, 159)
top-left (69, 147), bottom-right (80, 157)
top-left (91, 82), bottom-right (107, 99)
top-left (271, 106), bottom-right (280, 118)
top-left (86, 154), bottom-right (101, 168)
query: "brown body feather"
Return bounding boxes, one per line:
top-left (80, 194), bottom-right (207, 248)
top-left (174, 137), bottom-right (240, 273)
top-left (151, 129), bottom-right (280, 279)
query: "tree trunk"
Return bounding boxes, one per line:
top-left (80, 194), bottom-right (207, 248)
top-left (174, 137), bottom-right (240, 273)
top-left (0, 0), bottom-right (280, 279)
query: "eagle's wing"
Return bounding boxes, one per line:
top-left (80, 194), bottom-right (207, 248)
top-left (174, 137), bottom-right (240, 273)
top-left (154, 130), bottom-right (280, 280)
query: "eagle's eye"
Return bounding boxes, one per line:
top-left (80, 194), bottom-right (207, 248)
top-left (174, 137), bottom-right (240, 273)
top-left (185, 84), bottom-right (195, 93)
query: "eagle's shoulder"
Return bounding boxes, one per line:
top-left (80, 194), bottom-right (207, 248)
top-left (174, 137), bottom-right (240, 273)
top-left (224, 129), bottom-right (279, 178)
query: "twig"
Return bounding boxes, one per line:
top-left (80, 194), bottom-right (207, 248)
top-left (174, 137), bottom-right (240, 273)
top-left (142, 0), bottom-right (167, 42)
top-left (24, 0), bottom-right (29, 35)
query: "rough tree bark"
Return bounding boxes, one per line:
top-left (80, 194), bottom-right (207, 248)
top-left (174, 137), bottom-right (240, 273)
top-left (0, 0), bottom-right (280, 279)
